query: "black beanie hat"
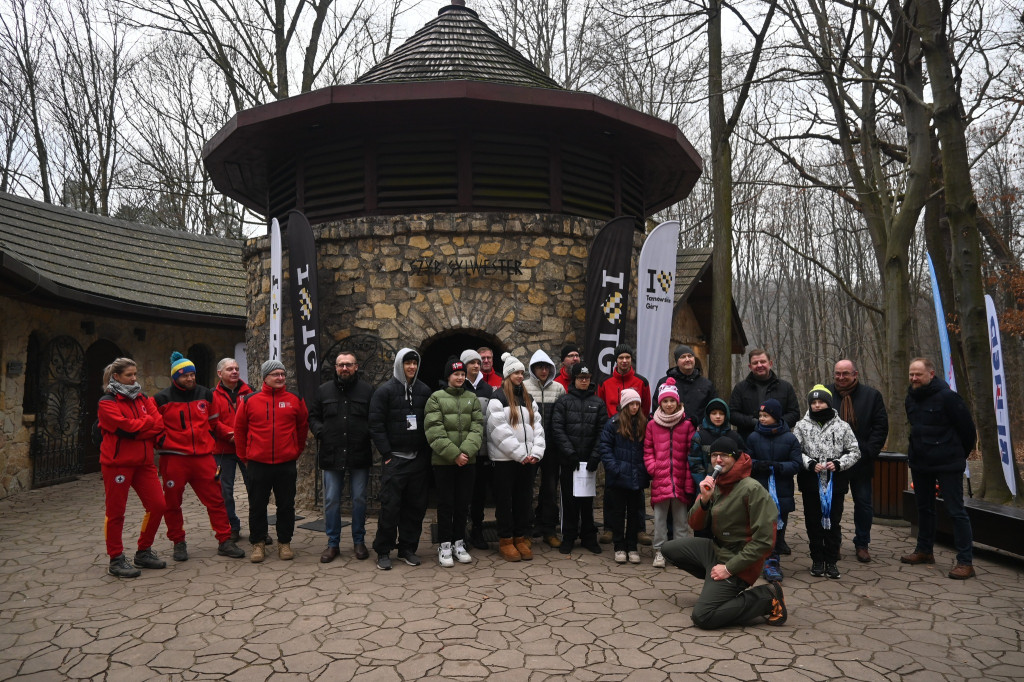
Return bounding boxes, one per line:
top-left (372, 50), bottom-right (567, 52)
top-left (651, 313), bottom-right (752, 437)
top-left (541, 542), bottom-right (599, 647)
top-left (561, 344), bottom-right (580, 361)
top-left (807, 384), bottom-right (833, 408)
top-left (674, 344), bottom-right (695, 360)
top-left (759, 399), bottom-right (783, 423)
top-left (444, 357), bottom-right (466, 380)
top-left (570, 363), bottom-right (592, 379)
top-left (709, 437), bottom-right (740, 457)
top-left (613, 343), bottom-right (634, 360)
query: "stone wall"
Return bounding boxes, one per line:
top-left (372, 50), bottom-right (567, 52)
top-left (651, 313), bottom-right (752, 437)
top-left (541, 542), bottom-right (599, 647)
top-left (0, 297), bottom-right (243, 499)
top-left (243, 212), bottom-right (644, 508)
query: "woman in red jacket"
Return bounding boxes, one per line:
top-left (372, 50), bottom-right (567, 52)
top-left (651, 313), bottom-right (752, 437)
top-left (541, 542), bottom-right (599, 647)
top-left (96, 358), bottom-right (167, 578)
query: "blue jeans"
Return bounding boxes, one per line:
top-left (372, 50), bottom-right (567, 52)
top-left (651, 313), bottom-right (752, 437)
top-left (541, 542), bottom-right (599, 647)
top-left (849, 467), bottom-right (873, 548)
top-left (911, 468), bottom-right (973, 565)
top-left (323, 468), bottom-right (369, 547)
top-left (214, 454), bottom-right (249, 533)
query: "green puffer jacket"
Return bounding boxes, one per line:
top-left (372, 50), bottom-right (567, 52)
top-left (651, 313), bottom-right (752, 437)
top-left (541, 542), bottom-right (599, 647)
top-left (424, 386), bottom-right (485, 465)
top-left (688, 453), bottom-right (777, 586)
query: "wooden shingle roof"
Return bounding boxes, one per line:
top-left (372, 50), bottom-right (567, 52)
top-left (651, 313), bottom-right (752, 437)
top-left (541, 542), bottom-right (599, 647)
top-left (675, 247), bottom-right (714, 303)
top-left (355, 1), bottom-right (561, 89)
top-left (0, 192), bottom-right (245, 325)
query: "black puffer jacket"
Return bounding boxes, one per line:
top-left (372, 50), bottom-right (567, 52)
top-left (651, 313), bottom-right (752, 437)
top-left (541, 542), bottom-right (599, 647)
top-left (654, 366), bottom-right (717, 424)
top-left (308, 373), bottom-right (374, 470)
top-left (369, 348), bottom-right (432, 459)
top-left (905, 377), bottom-right (976, 473)
top-left (729, 371), bottom-right (800, 437)
top-left (551, 385), bottom-right (608, 467)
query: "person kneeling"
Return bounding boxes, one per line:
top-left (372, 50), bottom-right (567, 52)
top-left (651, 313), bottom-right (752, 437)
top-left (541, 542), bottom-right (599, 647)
top-left (661, 438), bottom-right (787, 629)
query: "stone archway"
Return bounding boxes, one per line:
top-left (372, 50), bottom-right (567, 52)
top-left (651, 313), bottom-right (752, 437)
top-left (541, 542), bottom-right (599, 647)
top-left (80, 339), bottom-right (123, 474)
top-left (419, 329), bottom-right (507, 391)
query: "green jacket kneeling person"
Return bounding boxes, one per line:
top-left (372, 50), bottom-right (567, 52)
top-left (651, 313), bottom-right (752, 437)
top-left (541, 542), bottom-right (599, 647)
top-left (660, 437), bottom-right (789, 629)
top-left (424, 357), bottom-right (484, 567)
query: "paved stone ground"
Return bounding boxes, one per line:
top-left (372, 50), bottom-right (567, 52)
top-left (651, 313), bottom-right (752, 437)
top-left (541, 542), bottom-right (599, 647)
top-left (1, 473), bottom-right (1022, 681)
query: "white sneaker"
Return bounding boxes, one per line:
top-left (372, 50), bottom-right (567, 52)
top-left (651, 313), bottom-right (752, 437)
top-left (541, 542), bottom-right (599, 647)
top-left (438, 542), bottom-right (454, 568)
top-left (628, 551), bottom-right (641, 564)
top-left (614, 550), bottom-right (627, 564)
top-left (653, 550), bottom-right (665, 568)
top-left (453, 540), bottom-right (472, 564)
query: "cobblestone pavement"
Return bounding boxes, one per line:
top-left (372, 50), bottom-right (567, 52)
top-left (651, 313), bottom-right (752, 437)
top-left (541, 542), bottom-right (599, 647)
top-left (1, 472), bottom-right (1022, 681)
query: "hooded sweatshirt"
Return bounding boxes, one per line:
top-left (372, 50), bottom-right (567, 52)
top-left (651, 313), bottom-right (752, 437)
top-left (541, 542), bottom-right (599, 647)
top-left (523, 349), bottom-right (566, 438)
top-left (688, 397), bottom-right (746, 488)
top-left (368, 347), bottom-right (432, 460)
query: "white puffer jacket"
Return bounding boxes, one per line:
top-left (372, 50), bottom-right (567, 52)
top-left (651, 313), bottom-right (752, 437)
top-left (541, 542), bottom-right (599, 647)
top-left (793, 410), bottom-right (860, 483)
top-left (486, 388), bottom-right (545, 463)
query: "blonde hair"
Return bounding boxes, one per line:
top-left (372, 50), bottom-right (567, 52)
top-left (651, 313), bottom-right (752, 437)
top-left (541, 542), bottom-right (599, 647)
top-left (102, 358), bottom-right (138, 392)
top-left (502, 376), bottom-right (535, 429)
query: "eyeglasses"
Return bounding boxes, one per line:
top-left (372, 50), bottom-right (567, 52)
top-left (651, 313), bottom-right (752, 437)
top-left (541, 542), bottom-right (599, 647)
top-left (267, 371), bottom-right (286, 378)
top-left (336, 363), bottom-right (356, 368)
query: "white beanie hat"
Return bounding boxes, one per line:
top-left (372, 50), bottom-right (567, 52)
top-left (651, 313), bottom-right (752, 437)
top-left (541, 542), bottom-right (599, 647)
top-left (501, 352), bottom-right (526, 378)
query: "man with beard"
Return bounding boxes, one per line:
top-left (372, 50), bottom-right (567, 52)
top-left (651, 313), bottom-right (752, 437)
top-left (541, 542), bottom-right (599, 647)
top-left (654, 345), bottom-right (717, 425)
top-left (309, 351), bottom-right (374, 563)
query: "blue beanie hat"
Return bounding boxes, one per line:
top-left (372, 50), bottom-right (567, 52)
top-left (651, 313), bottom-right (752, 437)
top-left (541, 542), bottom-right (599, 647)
top-left (170, 351), bottom-right (196, 382)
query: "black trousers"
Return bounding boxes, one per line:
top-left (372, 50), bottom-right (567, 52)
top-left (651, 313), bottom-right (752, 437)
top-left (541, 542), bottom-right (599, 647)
top-left (606, 486), bottom-right (643, 551)
top-left (534, 454), bottom-right (560, 535)
top-left (798, 470), bottom-right (849, 562)
top-left (491, 460), bottom-right (536, 538)
top-left (469, 458), bottom-right (494, 532)
top-left (559, 464), bottom-right (597, 543)
top-left (372, 455), bottom-right (430, 556)
top-left (434, 463), bottom-right (475, 544)
top-left (247, 460), bottom-right (297, 544)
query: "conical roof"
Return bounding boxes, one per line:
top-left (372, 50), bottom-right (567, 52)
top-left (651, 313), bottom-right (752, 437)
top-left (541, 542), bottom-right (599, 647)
top-left (355, 1), bottom-right (561, 89)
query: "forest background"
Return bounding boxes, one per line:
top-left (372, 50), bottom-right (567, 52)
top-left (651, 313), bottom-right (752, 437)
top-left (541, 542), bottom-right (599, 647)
top-left (2, 0), bottom-right (1022, 500)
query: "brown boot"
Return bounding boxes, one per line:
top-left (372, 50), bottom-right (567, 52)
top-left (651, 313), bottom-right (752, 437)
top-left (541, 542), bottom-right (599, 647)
top-left (251, 542), bottom-right (266, 563)
top-left (513, 537), bottom-right (532, 560)
top-left (948, 563), bottom-right (976, 579)
top-left (278, 543), bottom-right (294, 561)
top-left (498, 537), bottom-right (521, 562)
top-left (900, 551), bottom-right (935, 565)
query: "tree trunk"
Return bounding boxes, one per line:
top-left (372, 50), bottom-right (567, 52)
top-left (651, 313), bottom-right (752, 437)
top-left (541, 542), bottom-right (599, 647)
top-left (916, 0), bottom-right (1015, 501)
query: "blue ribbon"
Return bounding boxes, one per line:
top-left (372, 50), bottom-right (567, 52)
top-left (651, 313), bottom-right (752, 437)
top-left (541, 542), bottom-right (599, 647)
top-left (768, 469), bottom-right (784, 530)
top-left (820, 470), bottom-right (833, 529)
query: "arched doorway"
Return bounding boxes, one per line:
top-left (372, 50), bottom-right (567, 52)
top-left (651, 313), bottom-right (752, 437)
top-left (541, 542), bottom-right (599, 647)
top-left (80, 339), bottom-right (123, 474)
top-left (419, 329), bottom-right (507, 391)
top-left (187, 344), bottom-right (215, 388)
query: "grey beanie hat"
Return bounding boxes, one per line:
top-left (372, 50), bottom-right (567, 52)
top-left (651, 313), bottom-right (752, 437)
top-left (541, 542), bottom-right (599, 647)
top-left (675, 344), bottom-right (695, 360)
top-left (261, 359), bottom-right (286, 379)
top-left (460, 349), bottom-right (482, 365)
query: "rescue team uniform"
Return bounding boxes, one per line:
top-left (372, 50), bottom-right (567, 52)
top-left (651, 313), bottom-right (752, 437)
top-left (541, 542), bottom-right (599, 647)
top-left (212, 380), bottom-right (254, 536)
top-left (155, 383), bottom-right (232, 544)
top-left (98, 392), bottom-right (166, 559)
top-left (234, 383), bottom-right (309, 546)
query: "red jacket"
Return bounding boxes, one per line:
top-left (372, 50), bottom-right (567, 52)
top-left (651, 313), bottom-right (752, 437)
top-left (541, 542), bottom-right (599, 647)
top-left (154, 383), bottom-right (218, 456)
top-left (211, 381), bottom-right (253, 455)
top-left (482, 368), bottom-right (503, 389)
top-left (554, 366), bottom-right (573, 392)
top-left (234, 383), bottom-right (309, 464)
top-left (597, 368), bottom-right (651, 417)
top-left (97, 393), bottom-right (163, 467)
top-left (644, 416), bottom-right (697, 506)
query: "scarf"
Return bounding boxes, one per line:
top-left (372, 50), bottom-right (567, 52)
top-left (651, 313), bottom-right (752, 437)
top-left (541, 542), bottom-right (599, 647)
top-left (836, 380), bottom-right (859, 430)
top-left (755, 420), bottom-right (786, 436)
top-left (108, 379), bottom-right (142, 400)
top-left (654, 406), bottom-right (685, 428)
top-left (810, 407), bottom-right (832, 425)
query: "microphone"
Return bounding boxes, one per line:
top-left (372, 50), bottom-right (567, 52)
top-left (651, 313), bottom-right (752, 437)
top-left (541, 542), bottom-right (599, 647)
top-left (711, 464), bottom-right (723, 481)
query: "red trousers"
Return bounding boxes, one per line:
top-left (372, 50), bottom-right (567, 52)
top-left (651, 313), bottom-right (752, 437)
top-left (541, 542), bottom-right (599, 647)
top-left (103, 462), bottom-right (166, 559)
top-left (160, 453), bottom-right (232, 544)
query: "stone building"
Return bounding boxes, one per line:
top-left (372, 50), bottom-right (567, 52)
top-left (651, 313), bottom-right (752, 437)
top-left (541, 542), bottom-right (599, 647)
top-left (0, 192), bottom-right (245, 498)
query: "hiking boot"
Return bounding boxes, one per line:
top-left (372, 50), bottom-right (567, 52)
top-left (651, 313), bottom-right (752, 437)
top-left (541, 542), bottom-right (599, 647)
top-left (278, 543), bottom-right (294, 561)
top-left (230, 529), bottom-right (241, 543)
top-left (901, 551), bottom-right (935, 565)
top-left (108, 554), bottom-right (141, 578)
top-left (514, 537), bottom-right (533, 560)
top-left (856, 547), bottom-right (871, 563)
top-left (397, 550), bottom-right (421, 566)
top-left (638, 532), bottom-right (653, 546)
top-left (628, 551), bottom-right (641, 564)
top-left (354, 543), bottom-right (369, 560)
top-left (376, 553), bottom-right (392, 570)
top-left (949, 563), bottom-right (976, 580)
top-left (825, 562), bottom-right (841, 579)
top-left (614, 550), bottom-right (627, 564)
top-left (765, 581), bottom-right (787, 626)
top-left (453, 540), bottom-right (472, 564)
top-left (218, 540), bottom-right (245, 558)
top-left (250, 542), bottom-right (266, 563)
top-left (558, 539), bottom-right (574, 555)
top-left (438, 542), bottom-right (455, 567)
top-left (469, 527), bottom-right (489, 550)
top-left (599, 530), bottom-right (613, 544)
top-left (652, 550), bottom-right (666, 568)
top-left (810, 561), bottom-right (825, 577)
top-left (543, 534), bottom-right (562, 548)
top-left (172, 541), bottom-right (188, 562)
top-left (762, 558), bottom-right (783, 582)
top-left (498, 538), bottom-right (521, 562)
top-left (133, 548), bottom-right (166, 570)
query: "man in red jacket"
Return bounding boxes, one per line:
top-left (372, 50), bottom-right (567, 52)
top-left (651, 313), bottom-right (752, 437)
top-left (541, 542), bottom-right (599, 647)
top-left (479, 347), bottom-right (503, 389)
top-left (553, 344), bottom-right (581, 392)
top-left (211, 357), bottom-right (255, 544)
top-left (155, 351), bottom-right (245, 562)
top-left (234, 360), bottom-right (310, 563)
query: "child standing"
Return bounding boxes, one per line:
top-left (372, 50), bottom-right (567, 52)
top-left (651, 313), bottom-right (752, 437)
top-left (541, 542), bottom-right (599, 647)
top-left (644, 379), bottom-right (696, 568)
top-left (746, 398), bottom-right (802, 581)
top-left (793, 385), bottom-right (860, 579)
top-left (689, 398), bottom-right (746, 490)
top-left (599, 389), bottom-right (648, 564)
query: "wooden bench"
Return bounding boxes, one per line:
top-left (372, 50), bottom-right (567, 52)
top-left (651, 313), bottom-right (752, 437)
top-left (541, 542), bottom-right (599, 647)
top-left (902, 490), bottom-right (1024, 556)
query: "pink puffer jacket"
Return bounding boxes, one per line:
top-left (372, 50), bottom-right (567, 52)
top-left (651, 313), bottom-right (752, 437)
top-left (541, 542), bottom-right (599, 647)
top-left (644, 419), bottom-right (697, 506)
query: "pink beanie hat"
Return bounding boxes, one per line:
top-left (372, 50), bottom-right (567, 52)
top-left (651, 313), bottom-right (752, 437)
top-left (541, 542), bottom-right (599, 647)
top-left (619, 388), bottom-right (641, 409)
top-left (657, 378), bottom-right (680, 404)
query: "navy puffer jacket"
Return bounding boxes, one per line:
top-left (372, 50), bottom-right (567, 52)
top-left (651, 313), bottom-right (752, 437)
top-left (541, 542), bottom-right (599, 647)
top-left (598, 417), bottom-right (649, 490)
top-left (746, 421), bottom-right (802, 514)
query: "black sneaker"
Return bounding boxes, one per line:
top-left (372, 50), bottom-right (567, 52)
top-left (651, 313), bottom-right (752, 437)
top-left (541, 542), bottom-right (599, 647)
top-left (810, 561), bottom-right (825, 577)
top-left (776, 539), bottom-right (792, 556)
top-left (376, 553), bottom-right (392, 570)
top-left (172, 541), bottom-right (188, 562)
top-left (469, 528), bottom-right (489, 550)
top-left (397, 551), bottom-right (422, 566)
top-left (582, 541), bottom-right (602, 555)
top-left (825, 562), bottom-right (841, 579)
top-left (109, 554), bottom-right (141, 578)
top-left (133, 548), bottom-right (166, 569)
top-left (218, 539), bottom-right (245, 558)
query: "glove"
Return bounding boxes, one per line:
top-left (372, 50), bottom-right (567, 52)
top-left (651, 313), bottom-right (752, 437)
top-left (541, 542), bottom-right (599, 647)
top-left (586, 459), bottom-right (599, 472)
top-left (751, 459), bottom-right (769, 473)
top-left (773, 462), bottom-right (785, 474)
